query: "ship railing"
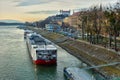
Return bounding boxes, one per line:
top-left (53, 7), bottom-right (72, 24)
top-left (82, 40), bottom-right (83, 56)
top-left (82, 62), bottom-right (120, 70)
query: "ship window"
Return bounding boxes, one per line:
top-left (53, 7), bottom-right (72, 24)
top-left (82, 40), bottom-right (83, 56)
top-left (52, 50), bottom-right (57, 54)
top-left (36, 50), bottom-right (44, 54)
top-left (47, 50), bottom-right (57, 54)
top-left (37, 50), bottom-right (50, 54)
top-left (47, 50), bottom-right (52, 54)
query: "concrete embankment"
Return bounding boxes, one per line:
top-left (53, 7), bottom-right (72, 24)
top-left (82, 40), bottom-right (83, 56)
top-left (27, 27), bottom-right (120, 78)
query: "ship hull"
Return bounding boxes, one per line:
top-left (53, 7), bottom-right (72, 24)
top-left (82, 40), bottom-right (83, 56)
top-left (34, 59), bottom-right (56, 65)
top-left (25, 31), bottom-right (57, 65)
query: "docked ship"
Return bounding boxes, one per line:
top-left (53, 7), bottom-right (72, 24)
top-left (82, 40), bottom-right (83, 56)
top-left (24, 30), bottom-right (57, 65)
top-left (24, 30), bottom-right (34, 39)
top-left (64, 67), bottom-right (96, 80)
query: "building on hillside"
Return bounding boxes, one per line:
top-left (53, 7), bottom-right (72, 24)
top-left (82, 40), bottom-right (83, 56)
top-left (62, 12), bottom-right (82, 37)
top-left (45, 24), bottom-right (61, 32)
top-left (48, 10), bottom-right (70, 26)
top-left (49, 15), bottom-right (67, 26)
top-left (60, 10), bottom-right (70, 16)
top-left (65, 12), bottom-right (81, 30)
top-left (51, 15), bottom-right (67, 22)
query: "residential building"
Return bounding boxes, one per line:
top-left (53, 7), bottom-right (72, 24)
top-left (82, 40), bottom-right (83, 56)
top-left (45, 24), bottom-right (61, 32)
top-left (64, 12), bottom-right (81, 30)
top-left (60, 10), bottom-right (70, 16)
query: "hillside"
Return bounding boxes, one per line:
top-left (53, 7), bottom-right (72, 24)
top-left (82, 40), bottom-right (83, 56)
top-left (0, 19), bottom-right (24, 25)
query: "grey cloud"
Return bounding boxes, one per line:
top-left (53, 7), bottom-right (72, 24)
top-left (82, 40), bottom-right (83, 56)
top-left (26, 10), bottom-right (58, 14)
top-left (16, 0), bottom-right (55, 6)
top-left (13, 0), bottom-right (22, 2)
top-left (14, 0), bottom-right (117, 9)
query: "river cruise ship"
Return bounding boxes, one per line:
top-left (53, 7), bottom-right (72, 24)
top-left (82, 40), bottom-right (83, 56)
top-left (25, 30), bottom-right (57, 65)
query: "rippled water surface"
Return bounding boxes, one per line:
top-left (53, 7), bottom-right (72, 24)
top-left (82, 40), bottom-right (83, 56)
top-left (0, 26), bottom-right (81, 80)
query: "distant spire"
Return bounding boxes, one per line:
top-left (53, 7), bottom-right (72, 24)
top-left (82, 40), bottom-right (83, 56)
top-left (100, 4), bottom-right (102, 11)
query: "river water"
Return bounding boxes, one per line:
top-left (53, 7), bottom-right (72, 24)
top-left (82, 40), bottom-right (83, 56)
top-left (0, 25), bottom-right (82, 80)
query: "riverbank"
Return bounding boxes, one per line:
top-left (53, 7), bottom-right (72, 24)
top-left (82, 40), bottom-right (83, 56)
top-left (26, 26), bottom-right (120, 78)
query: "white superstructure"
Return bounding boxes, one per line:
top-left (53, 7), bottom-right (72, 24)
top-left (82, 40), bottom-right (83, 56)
top-left (25, 30), bottom-right (57, 65)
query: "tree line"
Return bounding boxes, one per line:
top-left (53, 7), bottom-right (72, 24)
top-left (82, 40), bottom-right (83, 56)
top-left (78, 2), bottom-right (120, 51)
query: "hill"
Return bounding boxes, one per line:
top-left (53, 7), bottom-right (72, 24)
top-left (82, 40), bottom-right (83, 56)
top-left (0, 19), bottom-right (24, 25)
top-left (0, 19), bottom-right (22, 23)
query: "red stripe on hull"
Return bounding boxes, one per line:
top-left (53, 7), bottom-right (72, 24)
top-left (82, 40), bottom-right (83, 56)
top-left (34, 59), bottom-right (56, 65)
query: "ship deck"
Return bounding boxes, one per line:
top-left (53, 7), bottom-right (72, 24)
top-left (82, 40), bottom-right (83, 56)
top-left (65, 67), bottom-right (95, 80)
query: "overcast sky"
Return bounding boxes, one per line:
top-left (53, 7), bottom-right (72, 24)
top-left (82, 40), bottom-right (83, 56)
top-left (0, 0), bottom-right (118, 22)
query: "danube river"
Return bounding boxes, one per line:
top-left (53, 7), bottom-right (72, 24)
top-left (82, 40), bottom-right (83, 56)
top-left (0, 25), bottom-right (82, 80)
